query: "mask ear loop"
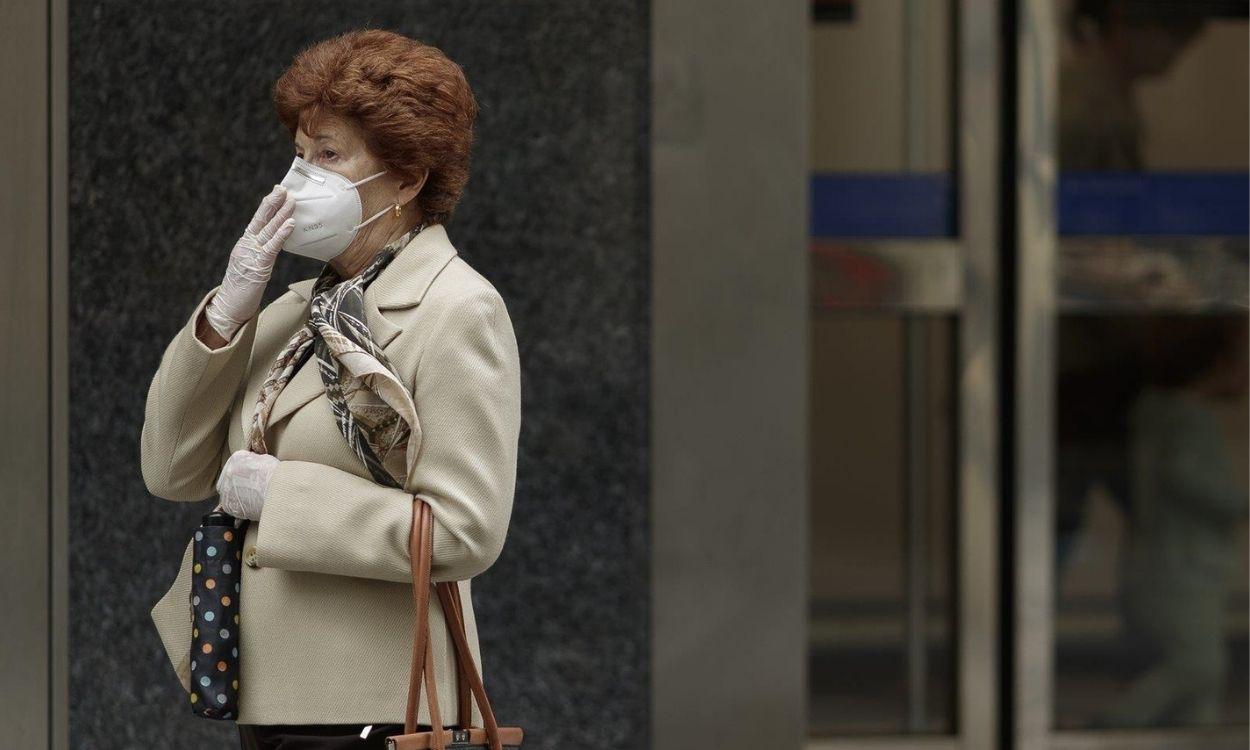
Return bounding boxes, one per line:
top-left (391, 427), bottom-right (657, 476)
top-left (348, 169), bottom-right (388, 188)
top-left (353, 202), bottom-right (395, 231)
top-left (348, 169), bottom-right (393, 231)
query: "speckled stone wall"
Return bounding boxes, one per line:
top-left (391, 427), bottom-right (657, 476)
top-left (69, 4), bottom-right (649, 748)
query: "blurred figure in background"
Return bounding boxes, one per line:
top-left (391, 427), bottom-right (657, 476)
top-left (1060, 0), bottom-right (1206, 170)
top-left (1095, 316), bottom-right (1249, 727)
top-left (1055, 0), bottom-right (1220, 574)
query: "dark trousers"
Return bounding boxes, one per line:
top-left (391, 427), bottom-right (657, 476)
top-left (238, 722), bottom-right (418, 749)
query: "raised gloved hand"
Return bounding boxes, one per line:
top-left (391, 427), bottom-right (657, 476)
top-left (215, 449), bottom-right (281, 521)
top-left (203, 185), bottom-right (297, 341)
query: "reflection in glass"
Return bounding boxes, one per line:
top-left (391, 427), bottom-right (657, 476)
top-left (1059, 237), bottom-right (1248, 310)
top-left (1110, 318), bottom-right (1248, 726)
top-left (810, 0), bottom-right (956, 238)
top-left (808, 1), bottom-right (961, 735)
top-left (1054, 1), bottom-right (1249, 729)
top-left (1060, 0), bottom-right (1246, 172)
top-left (1055, 315), bottom-right (1250, 729)
top-left (809, 315), bottom-right (957, 735)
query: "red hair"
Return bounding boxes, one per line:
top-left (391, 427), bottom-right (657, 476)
top-left (273, 29), bottom-right (478, 225)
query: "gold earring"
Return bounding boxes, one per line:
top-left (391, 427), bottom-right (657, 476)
top-left (393, 201), bottom-right (402, 217)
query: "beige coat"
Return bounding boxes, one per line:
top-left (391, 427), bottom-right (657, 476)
top-left (141, 223), bottom-right (522, 726)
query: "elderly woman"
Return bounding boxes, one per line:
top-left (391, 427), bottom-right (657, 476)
top-left (140, 29), bottom-right (521, 749)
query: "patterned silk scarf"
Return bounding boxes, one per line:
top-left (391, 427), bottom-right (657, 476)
top-left (245, 222), bottom-right (427, 488)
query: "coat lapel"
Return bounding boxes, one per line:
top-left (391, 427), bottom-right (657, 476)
top-left (257, 223), bottom-right (459, 433)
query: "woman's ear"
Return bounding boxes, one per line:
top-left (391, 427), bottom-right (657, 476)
top-left (397, 169), bottom-right (429, 207)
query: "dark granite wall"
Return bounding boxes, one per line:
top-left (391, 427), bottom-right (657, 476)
top-left (69, 4), bottom-right (649, 748)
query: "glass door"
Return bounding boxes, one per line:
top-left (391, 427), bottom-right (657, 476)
top-left (807, 1), bottom-right (1001, 747)
top-left (1014, 1), bottom-right (1248, 748)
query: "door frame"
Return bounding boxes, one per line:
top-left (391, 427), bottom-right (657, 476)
top-left (0, 0), bottom-right (70, 747)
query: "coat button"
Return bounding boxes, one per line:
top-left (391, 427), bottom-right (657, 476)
top-left (243, 546), bottom-right (258, 568)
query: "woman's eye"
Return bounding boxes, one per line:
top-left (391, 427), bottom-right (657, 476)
top-left (322, 150), bottom-right (337, 161)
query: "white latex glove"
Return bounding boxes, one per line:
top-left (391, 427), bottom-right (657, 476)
top-left (215, 449), bottom-right (281, 521)
top-left (203, 185), bottom-right (297, 341)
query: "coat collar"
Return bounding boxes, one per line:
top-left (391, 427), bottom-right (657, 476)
top-left (285, 222), bottom-right (459, 311)
top-left (259, 223), bottom-right (458, 431)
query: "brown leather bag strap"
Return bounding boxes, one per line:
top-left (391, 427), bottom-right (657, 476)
top-left (407, 500), bottom-right (503, 750)
top-left (423, 634), bottom-right (444, 749)
top-left (406, 501), bottom-right (447, 749)
top-left (446, 582), bottom-right (473, 730)
top-left (436, 581), bottom-right (503, 750)
top-left (404, 501), bottom-right (427, 733)
top-left (423, 559), bottom-right (473, 728)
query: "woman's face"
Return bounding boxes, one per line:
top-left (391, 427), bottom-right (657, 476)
top-left (291, 109), bottom-right (425, 268)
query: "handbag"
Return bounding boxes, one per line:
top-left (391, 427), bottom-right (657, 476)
top-left (385, 499), bottom-right (524, 750)
top-left (188, 509), bottom-right (248, 719)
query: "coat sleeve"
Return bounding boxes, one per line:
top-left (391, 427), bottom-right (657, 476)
top-left (140, 284), bottom-right (258, 502)
top-left (252, 288), bottom-right (522, 583)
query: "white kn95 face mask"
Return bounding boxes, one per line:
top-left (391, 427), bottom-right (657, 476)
top-left (277, 155), bottom-right (391, 262)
